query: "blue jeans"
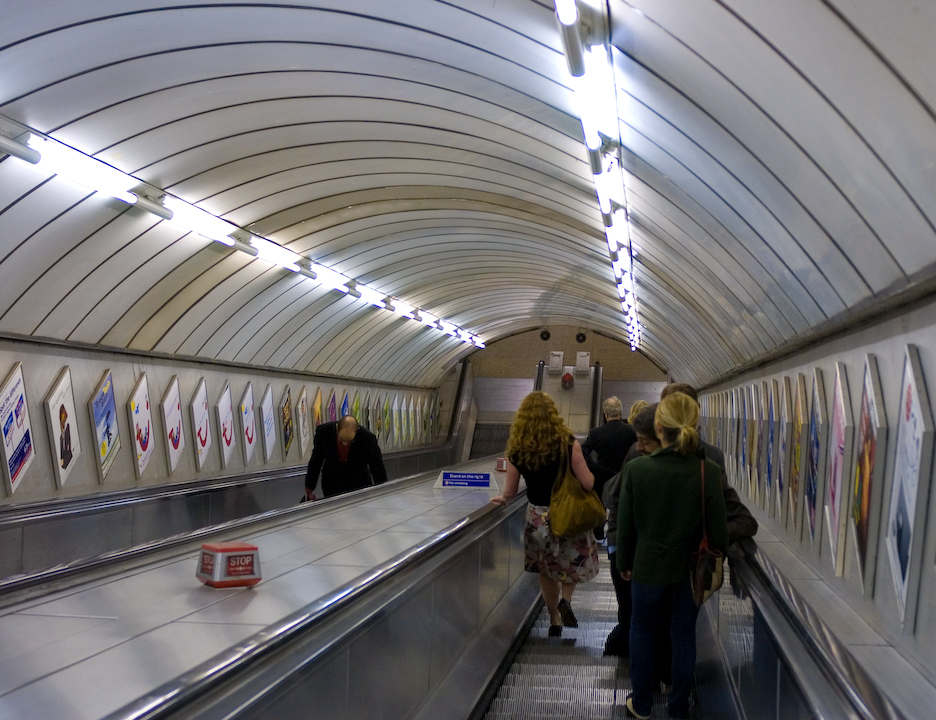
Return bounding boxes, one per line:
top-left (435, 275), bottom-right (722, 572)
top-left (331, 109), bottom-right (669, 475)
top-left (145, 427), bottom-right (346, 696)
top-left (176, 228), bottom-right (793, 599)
top-left (629, 579), bottom-right (699, 719)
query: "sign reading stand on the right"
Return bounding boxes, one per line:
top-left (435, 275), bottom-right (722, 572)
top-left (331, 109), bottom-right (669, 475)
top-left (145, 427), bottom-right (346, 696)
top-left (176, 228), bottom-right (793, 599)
top-left (885, 344), bottom-right (934, 635)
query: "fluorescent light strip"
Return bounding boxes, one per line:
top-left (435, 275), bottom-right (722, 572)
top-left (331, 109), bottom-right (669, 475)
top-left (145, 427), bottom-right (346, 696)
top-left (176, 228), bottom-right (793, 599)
top-left (2, 124), bottom-right (485, 348)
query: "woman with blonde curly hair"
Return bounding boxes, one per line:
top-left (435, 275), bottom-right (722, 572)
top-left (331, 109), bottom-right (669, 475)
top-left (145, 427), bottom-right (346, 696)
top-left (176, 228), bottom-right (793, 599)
top-left (491, 391), bottom-right (599, 636)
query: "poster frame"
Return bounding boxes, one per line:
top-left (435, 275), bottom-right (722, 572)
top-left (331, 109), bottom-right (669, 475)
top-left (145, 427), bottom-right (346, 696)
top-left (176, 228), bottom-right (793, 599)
top-left (43, 366), bottom-right (82, 490)
top-left (260, 383), bottom-right (276, 462)
top-left (127, 373), bottom-right (155, 480)
top-left (790, 373), bottom-right (809, 542)
top-left (280, 385), bottom-right (294, 458)
top-left (240, 382), bottom-right (257, 465)
top-left (0, 362), bottom-right (35, 495)
top-left (825, 362), bottom-right (854, 576)
top-left (852, 354), bottom-right (887, 599)
top-left (296, 385), bottom-right (310, 457)
top-left (190, 378), bottom-right (212, 471)
top-left (216, 382), bottom-right (236, 469)
top-left (777, 376), bottom-right (793, 528)
top-left (805, 367), bottom-right (829, 553)
top-left (766, 379), bottom-right (778, 519)
top-left (161, 375), bottom-right (186, 475)
top-left (884, 345), bottom-right (934, 633)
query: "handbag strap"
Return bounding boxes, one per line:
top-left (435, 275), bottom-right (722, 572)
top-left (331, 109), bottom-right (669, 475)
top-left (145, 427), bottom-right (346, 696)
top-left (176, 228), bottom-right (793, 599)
top-left (552, 439), bottom-right (573, 493)
top-left (700, 460), bottom-right (708, 544)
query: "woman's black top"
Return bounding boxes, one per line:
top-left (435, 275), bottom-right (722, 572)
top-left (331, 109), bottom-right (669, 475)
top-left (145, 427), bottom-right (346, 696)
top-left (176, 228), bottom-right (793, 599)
top-left (509, 450), bottom-right (563, 506)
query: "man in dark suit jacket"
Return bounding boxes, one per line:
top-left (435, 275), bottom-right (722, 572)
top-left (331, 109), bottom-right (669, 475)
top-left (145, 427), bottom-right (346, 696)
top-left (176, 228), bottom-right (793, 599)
top-left (582, 396), bottom-right (637, 499)
top-left (304, 415), bottom-right (388, 499)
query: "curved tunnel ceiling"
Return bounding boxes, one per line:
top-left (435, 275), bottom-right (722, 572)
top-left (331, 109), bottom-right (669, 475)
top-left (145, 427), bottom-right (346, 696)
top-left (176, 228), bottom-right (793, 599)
top-left (1, 1), bottom-right (935, 388)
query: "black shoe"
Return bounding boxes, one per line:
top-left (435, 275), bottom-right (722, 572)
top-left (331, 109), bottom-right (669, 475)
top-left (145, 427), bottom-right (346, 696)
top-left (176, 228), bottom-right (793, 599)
top-left (548, 625), bottom-right (562, 637)
top-left (557, 598), bottom-right (578, 628)
top-left (624, 695), bottom-right (651, 719)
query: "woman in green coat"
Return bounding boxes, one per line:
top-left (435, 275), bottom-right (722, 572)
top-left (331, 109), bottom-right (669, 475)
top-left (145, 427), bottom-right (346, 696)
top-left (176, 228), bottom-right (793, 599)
top-left (617, 392), bottom-right (728, 720)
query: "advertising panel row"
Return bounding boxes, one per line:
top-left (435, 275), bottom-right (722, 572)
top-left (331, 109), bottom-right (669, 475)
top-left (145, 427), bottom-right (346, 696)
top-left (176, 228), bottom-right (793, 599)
top-left (0, 366), bottom-right (440, 497)
top-left (700, 345), bottom-right (934, 634)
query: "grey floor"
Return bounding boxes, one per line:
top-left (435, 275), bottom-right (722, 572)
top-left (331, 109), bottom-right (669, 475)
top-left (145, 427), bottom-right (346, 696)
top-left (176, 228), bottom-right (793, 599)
top-left (0, 459), bottom-right (506, 720)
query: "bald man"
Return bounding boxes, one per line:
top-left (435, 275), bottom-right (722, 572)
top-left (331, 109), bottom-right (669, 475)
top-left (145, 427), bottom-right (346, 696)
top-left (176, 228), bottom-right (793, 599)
top-left (305, 415), bottom-right (388, 499)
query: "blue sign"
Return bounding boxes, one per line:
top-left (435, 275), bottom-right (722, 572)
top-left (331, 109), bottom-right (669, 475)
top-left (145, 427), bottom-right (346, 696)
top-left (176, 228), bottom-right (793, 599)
top-left (442, 471), bottom-right (491, 487)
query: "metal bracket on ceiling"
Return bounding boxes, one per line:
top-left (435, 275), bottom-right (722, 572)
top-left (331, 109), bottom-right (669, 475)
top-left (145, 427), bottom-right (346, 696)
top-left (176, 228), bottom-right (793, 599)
top-left (576, 2), bottom-right (610, 48)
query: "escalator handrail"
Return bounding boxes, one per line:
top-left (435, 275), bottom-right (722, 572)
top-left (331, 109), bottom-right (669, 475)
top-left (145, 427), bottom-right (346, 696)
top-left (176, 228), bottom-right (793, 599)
top-left (102, 491), bottom-right (529, 720)
top-left (736, 539), bottom-right (907, 720)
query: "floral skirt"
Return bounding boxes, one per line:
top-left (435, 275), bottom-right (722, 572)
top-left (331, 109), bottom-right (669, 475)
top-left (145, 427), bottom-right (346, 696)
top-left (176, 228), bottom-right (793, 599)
top-left (524, 503), bottom-right (600, 583)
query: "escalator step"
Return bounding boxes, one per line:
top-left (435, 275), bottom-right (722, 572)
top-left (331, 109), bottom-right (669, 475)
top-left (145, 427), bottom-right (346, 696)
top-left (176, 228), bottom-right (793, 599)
top-left (482, 562), bottom-right (694, 720)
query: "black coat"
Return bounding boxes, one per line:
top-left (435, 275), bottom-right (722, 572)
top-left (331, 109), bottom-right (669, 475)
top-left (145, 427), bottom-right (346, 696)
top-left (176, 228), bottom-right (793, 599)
top-left (582, 419), bottom-right (637, 494)
top-left (305, 422), bottom-right (388, 498)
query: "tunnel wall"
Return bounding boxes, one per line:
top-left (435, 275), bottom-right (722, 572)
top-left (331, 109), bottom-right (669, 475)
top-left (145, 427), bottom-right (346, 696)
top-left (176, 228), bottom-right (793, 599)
top-left (703, 295), bottom-right (936, 687)
top-left (0, 338), bottom-right (438, 505)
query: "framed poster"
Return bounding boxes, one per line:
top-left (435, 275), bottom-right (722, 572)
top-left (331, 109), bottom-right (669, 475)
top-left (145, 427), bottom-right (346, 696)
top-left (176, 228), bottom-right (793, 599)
top-left (0, 363), bottom-right (35, 495)
top-left (740, 386), bottom-right (749, 497)
top-left (326, 389), bottom-right (337, 423)
top-left (340, 390), bottom-right (350, 419)
top-left (853, 355), bottom-right (887, 598)
top-left (805, 368), bottom-right (829, 551)
top-left (240, 382), bottom-right (257, 464)
top-left (362, 391), bottom-right (371, 431)
top-left (766, 380), bottom-right (777, 518)
top-left (825, 363), bottom-right (854, 575)
top-left (280, 386), bottom-right (294, 458)
top-left (385, 394), bottom-right (393, 448)
top-left (260, 383), bottom-right (276, 462)
top-left (885, 345), bottom-right (934, 632)
top-left (312, 387), bottom-right (323, 428)
top-left (374, 392), bottom-right (383, 442)
top-left (127, 373), bottom-right (154, 479)
top-left (161, 375), bottom-right (186, 475)
top-left (190, 378), bottom-right (212, 470)
top-left (777, 376), bottom-right (793, 527)
top-left (392, 394), bottom-right (401, 449)
top-left (216, 383), bottom-right (236, 468)
top-left (790, 373), bottom-right (808, 540)
top-left (295, 385), bottom-right (311, 456)
top-left (43, 367), bottom-right (82, 490)
top-left (351, 391), bottom-right (361, 422)
top-left (89, 369), bottom-right (121, 483)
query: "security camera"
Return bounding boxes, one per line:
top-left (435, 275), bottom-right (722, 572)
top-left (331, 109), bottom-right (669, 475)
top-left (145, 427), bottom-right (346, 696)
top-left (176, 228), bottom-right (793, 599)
top-left (575, 332), bottom-right (587, 343)
top-left (539, 329), bottom-right (551, 341)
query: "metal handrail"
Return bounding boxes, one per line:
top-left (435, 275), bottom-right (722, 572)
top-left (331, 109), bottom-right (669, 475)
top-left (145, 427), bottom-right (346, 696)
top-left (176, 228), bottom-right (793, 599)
top-left (735, 540), bottom-right (907, 720)
top-left (102, 492), bottom-right (529, 720)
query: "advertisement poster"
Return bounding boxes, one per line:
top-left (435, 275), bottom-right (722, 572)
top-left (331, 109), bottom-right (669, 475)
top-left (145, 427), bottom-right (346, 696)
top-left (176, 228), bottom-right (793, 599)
top-left (384, 394), bottom-right (392, 448)
top-left (260, 384), bottom-right (276, 462)
top-left (752, 384), bottom-right (763, 505)
top-left (240, 383), bottom-right (257, 464)
top-left (216, 383), bottom-right (236, 468)
top-left (374, 392), bottom-right (383, 441)
top-left (43, 366), bottom-right (82, 490)
top-left (741, 387), bottom-right (749, 496)
top-left (790, 374), bottom-right (807, 537)
top-left (777, 376), bottom-right (792, 526)
top-left (296, 386), bottom-right (310, 456)
top-left (128, 373), bottom-right (154, 479)
top-left (885, 345), bottom-right (934, 629)
top-left (280, 386), bottom-right (293, 457)
top-left (804, 368), bottom-right (827, 549)
top-left (190, 378), bottom-right (212, 470)
top-left (0, 363), bottom-right (35, 494)
top-left (326, 389), bottom-right (337, 423)
top-left (340, 390), bottom-right (350, 419)
top-left (161, 375), bottom-right (186, 475)
top-left (312, 387), bottom-right (322, 428)
top-left (392, 394), bottom-right (400, 449)
top-left (825, 363), bottom-right (853, 575)
top-left (362, 391), bottom-right (371, 431)
top-left (402, 396), bottom-right (410, 447)
top-left (766, 381), bottom-right (776, 515)
top-left (853, 355), bottom-right (887, 596)
top-left (89, 369), bottom-right (121, 482)
top-left (351, 391), bottom-right (361, 422)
